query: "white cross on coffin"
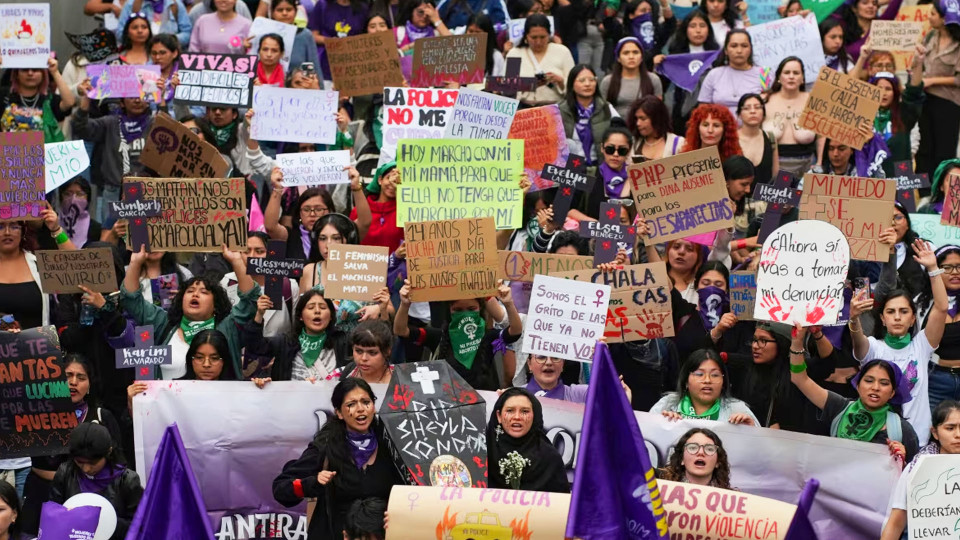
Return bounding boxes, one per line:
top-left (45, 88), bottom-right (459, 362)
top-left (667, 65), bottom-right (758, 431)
top-left (410, 366), bottom-right (440, 394)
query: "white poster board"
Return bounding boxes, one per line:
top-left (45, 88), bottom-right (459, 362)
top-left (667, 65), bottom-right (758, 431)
top-left (522, 274), bottom-right (611, 362)
top-left (0, 3), bottom-right (50, 68)
top-left (247, 17), bottom-right (297, 71)
top-left (250, 87), bottom-right (338, 145)
top-left (276, 150), bottom-right (350, 186)
top-left (444, 87), bottom-right (518, 140)
top-left (747, 14), bottom-right (825, 87)
top-left (907, 454), bottom-right (960, 540)
top-left (44, 141), bottom-right (90, 193)
top-left (379, 86), bottom-right (457, 166)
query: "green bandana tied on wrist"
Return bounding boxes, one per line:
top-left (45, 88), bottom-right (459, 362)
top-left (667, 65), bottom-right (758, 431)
top-left (836, 400), bottom-right (890, 442)
top-left (449, 311), bottom-right (485, 370)
top-left (884, 333), bottom-right (912, 350)
top-left (180, 317), bottom-right (215, 345)
top-left (677, 393), bottom-right (721, 421)
top-left (299, 330), bottom-right (328, 368)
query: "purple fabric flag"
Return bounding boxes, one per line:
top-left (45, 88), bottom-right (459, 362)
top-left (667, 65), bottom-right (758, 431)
top-left (565, 342), bottom-right (668, 539)
top-left (125, 423), bottom-right (215, 540)
top-left (655, 50), bottom-right (720, 92)
top-left (785, 479), bottom-right (820, 540)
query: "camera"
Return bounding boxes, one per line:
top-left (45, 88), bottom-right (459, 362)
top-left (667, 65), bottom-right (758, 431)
top-left (300, 62), bottom-right (315, 77)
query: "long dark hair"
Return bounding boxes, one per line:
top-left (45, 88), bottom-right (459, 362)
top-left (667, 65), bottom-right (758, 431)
top-left (0, 479), bottom-right (21, 539)
top-left (180, 329), bottom-right (237, 380)
top-left (565, 64), bottom-right (598, 112)
top-left (668, 10), bottom-right (719, 53)
top-left (398, 0), bottom-right (434, 25)
top-left (713, 29), bottom-right (754, 67)
top-left (767, 56), bottom-right (805, 95)
top-left (676, 348), bottom-right (730, 397)
top-left (468, 14), bottom-right (497, 75)
top-left (628, 94), bottom-right (671, 143)
top-left (605, 39), bottom-right (655, 106)
top-left (933, 0), bottom-right (960, 42)
top-left (291, 187), bottom-right (336, 231)
top-left (694, 260), bottom-right (729, 288)
top-left (309, 213), bottom-right (360, 262)
top-left (722, 155), bottom-right (754, 216)
top-left (519, 14), bottom-right (551, 47)
top-left (856, 359), bottom-right (904, 414)
top-left (350, 320), bottom-right (394, 359)
top-left (166, 276), bottom-right (233, 327)
top-left (872, 73), bottom-right (905, 134)
top-left (699, 0), bottom-right (739, 33)
top-left (64, 353), bottom-right (103, 412)
top-left (259, 33), bottom-right (286, 54)
top-left (819, 18), bottom-right (851, 71)
top-left (292, 289), bottom-right (339, 344)
top-left (660, 427), bottom-right (732, 488)
top-left (871, 288), bottom-right (918, 339)
top-left (838, 0), bottom-right (877, 45)
top-left (314, 378), bottom-right (379, 469)
top-left (930, 400), bottom-right (960, 449)
top-left (121, 12), bottom-right (153, 51)
top-left (148, 33), bottom-right (181, 65)
top-left (745, 323), bottom-right (793, 420)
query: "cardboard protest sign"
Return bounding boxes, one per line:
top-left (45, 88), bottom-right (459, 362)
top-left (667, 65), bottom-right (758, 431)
top-left (497, 250), bottom-right (593, 282)
top-left (44, 141), bottom-right (89, 193)
top-left (747, 14), bottom-right (825, 86)
top-left (247, 17), bottom-right (296, 70)
top-left (115, 325), bottom-right (172, 381)
top-left (522, 275), bottom-right (610, 362)
top-left (150, 274), bottom-right (178, 310)
top-left (579, 201), bottom-right (637, 265)
top-left (627, 146), bottom-right (733, 244)
top-left (754, 220), bottom-right (849, 326)
top-left (276, 150), bottom-right (350, 187)
top-left (799, 66), bottom-right (883, 150)
top-left (444, 87), bottom-right (518, 140)
top-left (730, 271), bottom-right (758, 321)
top-left (251, 86), bottom-right (339, 145)
top-left (246, 240), bottom-right (304, 307)
top-left (404, 217), bottom-right (498, 302)
top-left (941, 173), bottom-right (960, 228)
top-left (123, 177), bottom-right (247, 252)
top-left (323, 245), bottom-right (389, 302)
top-left (396, 139), bottom-right (523, 230)
top-left (379, 361), bottom-right (488, 487)
top-left (869, 20), bottom-right (924, 52)
top-left (411, 34), bottom-right (487, 88)
top-left (0, 326), bottom-right (77, 459)
top-left (507, 105), bottom-right (568, 191)
top-left (553, 263), bottom-right (674, 342)
top-left (485, 57), bottom-right (538, 97)
top-left (326, 32), bottom-right (404, 98)
top-left (0, 131), bottom-right (44, 221)
top-left (0, 3), bottom-right (50, 68)
top-left (893, 5), bottom-right (932, 71)
top-left (910, 214), bottom-right (960, 249)
top-left (381, 87), bottom-right (458, 166)
top-left (66, 29), bottom-right (118, 63)
top-left (906, 455), bottom-right (960, 540)
top-left (746, 0), bottom-right (782, 24)
top-left (140, 113), bottom-right (230, 179)
top-left (35, 248), bottom-right (117, 295)
top-left (174, 53), bottom-right (258, 108)
top-left (798, 173), bottom-right (896, 261)
top-left (387, 486), bottom-right (570, 539)
top-left (86, 64), bottom-right (161, 100)
top-left (109, 181), bottom-right (162, 252)
top-left (658, 480), bottom-right (797, 539)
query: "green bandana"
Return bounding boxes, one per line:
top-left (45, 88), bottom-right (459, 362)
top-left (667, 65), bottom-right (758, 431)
top-left (677, 393), bottom-right (720, 421)
top-left (180, 317), bottom-right (215, 345)
top-left (209, 120), bottom-right (235, 148)
top-left (874, 108), bottom-right (891, 135)
top-left (449, 311), bottom-right (485, 370)
top-left (524, 216), bottom-right (541, 252)
top-left (836, 400), bottom-right (890, 442)
top-left (299, 330), bottom-right (328, 368)
top-left (884, 333), bottom-right (912, 350)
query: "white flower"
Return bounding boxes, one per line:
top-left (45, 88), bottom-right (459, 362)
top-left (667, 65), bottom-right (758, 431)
top-left (499, 451), bottom-right (531, 489)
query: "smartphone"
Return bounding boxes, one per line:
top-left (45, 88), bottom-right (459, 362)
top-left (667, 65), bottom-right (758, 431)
top-left (300, 62), bottom-right (315, 77)
top-left (853, 277), bottom-right (871, 300)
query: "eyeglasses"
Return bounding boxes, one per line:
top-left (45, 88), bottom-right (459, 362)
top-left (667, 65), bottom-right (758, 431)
top-left (751, 337), bottom-right (775, 346)
top-left (532, 355), bottom-right (561, 365)
top-left (892, 214), bottom-right (905, 222)
top-left (684, 443), bottom-right (719, 455)
top-left (0, 223), bottom-right (23, 232)
top-left (192, 354), bottom-right (223, 366)
top-left (301, 206), bottom-right (329, 216)
top-left (603, 145), bottom-right (630, 157)
top-left (575, 76), bottom-right (597, 83)
top-left (942, 265), bottom-right (960, 274)
top-left (131, 11), bottom-right (148, 19)
top-left (690, 370), bottom-right (723, 380)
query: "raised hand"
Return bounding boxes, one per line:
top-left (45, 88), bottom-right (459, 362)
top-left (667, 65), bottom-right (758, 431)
top-left (399, 278), bottom-right (412, 305)
top-left (913, 238), bottom-right (937, 271)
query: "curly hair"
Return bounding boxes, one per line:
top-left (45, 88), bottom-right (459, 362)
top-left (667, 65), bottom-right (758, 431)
top-left (681, 104), bottom-right (742, 161)
top-left (166, 276), bottom-right (233, 329)
top-left (661, 427), bottom-right (732, 489)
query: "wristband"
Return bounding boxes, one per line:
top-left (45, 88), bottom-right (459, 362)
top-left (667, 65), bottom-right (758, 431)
top-left (812, 332), bottom-right (824, 340)
top-left (789, 361), bottom-right (807, 373)
top-left (735, 239), bottom-right (748, 250)
top-left (49, 227), bottom-right (63, 237)
top-left (929, 268), bottom-right (945, 277)
top-left (292, 479), bottom-right (304, 498)
top-left (433, 19), bottom-right (442, 27)
top-left (55, 231), bottom-right (69, 245)
top-left (790, 348), bottom-right (805, 355)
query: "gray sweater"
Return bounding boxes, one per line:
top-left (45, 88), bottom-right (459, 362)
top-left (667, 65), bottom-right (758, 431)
top-left (72, 108), bottom-right (152, 188)
top-left (600, 73), bottom-right (664, 118)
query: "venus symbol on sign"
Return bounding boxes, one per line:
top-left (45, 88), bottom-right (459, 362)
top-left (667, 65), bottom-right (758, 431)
top-left (411, 366), bottom-right (440, 394)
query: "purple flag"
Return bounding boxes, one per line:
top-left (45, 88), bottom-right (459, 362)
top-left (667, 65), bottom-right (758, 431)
top-left (655, 50), bottom-right (720, 92)
top-left (785, 479), bottom-right (821, 539)
top-left (565, 342), bottom-right (668, 539)
top-left (125, 423), bottom-right (215, 540)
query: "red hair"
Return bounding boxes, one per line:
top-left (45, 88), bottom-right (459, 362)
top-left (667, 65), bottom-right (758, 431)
top-left (681, 104), bottom-right (743, 161)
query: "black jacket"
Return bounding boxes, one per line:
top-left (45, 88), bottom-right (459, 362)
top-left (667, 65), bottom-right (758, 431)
top-left (240, 320), bottom-right (350, 380)
top-left (50, 463), bottom-right (143, 540)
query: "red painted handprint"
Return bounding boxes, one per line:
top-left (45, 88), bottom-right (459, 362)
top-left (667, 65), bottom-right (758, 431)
top-left (758, 293), bottom-right (794, 322)
top-left (805, 297), bottom-right (837, 324)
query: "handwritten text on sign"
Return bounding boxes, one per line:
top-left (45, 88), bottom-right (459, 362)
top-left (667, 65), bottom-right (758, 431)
top-left (522, 274), bottom-right (611, 362)
top-left (907, 455), bottom-right (960, 540)
top-left (250, 87), bottom-right (339, 145)
top-left (44, 141), bottom-right (90, 193)
top-left (627, 146), bottom-right (733, 244)
top-left (326, 32), bottom-right (404, 98)
top-left (0, 3), bottom-right (50, 69)
top-left (444, 87), bottom-right (518, 140)
top-left (276, 150), bottom-right (350, 187)
top-left (798, 173), bottom-right (896, 261)
top-left (411, 34), bottom-right (487, 88)
top-left (380, 87), bottom-right (458, 166)
top-left (175, 54), bottom-right (257, 107)
top-left (940, 173), bottom-right (960, 228)
top-left (869, 20), bottom-right (924, 52)
top-left (730, 271), bottom-right (757, 321)
top-left (657, 480), bottom-right (797, 540)
top-left (323, 245), bottom-right (389, 302)
top-left (0, 131), bottom-right (44, 221)
top-left (507, 105), bottom-right (568, 191)
top-left (86, 64), bottom-right (161, 100)
top-left (754, 220), bottom-right (849, 326)
top-left (140, 113), bottom-right (230, 179)
top-left (396, 139), bottom-right (523, 229)
top-left (497, 251), bottom-right (593, 282)
top-left (404, 217), bottom-right (498, 302)
top-left (36, 248), bottom-right (117, 295)
top-left (747, 14), bottom-right (825, 87)
top-left (799, 66), bottom-right (882, 150)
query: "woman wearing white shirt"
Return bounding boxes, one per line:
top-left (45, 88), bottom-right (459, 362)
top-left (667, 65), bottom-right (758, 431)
top-left (506, 14), bottom-right (575, 107)
top-left (698, 0), bottom-right (747, 45)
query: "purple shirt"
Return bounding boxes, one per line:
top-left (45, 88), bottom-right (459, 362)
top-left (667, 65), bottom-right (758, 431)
top-left (189, 13), bottom-right (251, 55)
top-left (309, 0), bottom-right (370, 78)
top-left (526, 380), bottom-right (589, 404)
top-left (698, 65), bottom-right (765, 118)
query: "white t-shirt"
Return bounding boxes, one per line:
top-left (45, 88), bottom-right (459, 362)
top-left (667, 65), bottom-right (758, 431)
top-left (859, 333), bottom-right (934, 445)
top-left (710, 19), bottom-right (744, 47)
top-left (162, 330), bottom-right (190, 380)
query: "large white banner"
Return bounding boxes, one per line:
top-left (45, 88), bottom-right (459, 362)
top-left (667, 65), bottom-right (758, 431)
top-left (134, 381), bottom-right (899, 539)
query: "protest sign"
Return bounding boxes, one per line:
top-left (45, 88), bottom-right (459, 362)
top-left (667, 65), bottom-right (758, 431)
top-left (507, 105), bottom-right (568, 191)
top-left (44, 140), bottom-right (90, 193)
top-left (893, 5), bottom-right (932, 71)
top-left (485, 57), bottom-right (538, 97)
top-left (150, 274), bottom-right (178, 311)
top-left (250, 86), bottom-right (339, 145)
top-left (869, 20), bottom-right (924, 52)
top-left (66, 29), bottom-right (117, 63)
top-left (323, 245), bottom-right (389, 302)
top-left (109, 181), bottom-right (162, 252)
top-left (910, 214), bottom-right (960, 248)
top-left (387, 486), bottom-right (570, 539)
top-left (396, 139), bottom-right (523, 229)
top-left (404, 217), bottom-right (498, 302)
top-left (730, 271), bottom-right (758, 321)
top-left (655, 50), bottom-right (721, 92)
top-left (140, 113), bottom-right (229, 178)
top-left (798, 173), bottom-right (896, 261)
top-left (542, 155), bottom-right (594, 225)
top-left (86, 64), bottom-right (161, 100)
top-left (507, 16), bottom-right (555, 44)
top-left (627, 146), bottom-right (733, 244)
top-left (0, 326), bottom-right (76, 459)
top-left (746, 0), bottom-right (783, 24)
top-left (893, 161), bottom-right (928, 212)
top-left (553, 263), bottom-right (674, 342)
top-left (579, 201), bottom-right (637, 265)
top-left (115, 325), bottom-right (172, 381)
top-left (498, 250), bottom-right (593, 282)
top-left (748, 14), bottom-right (825, 85)
top-left (941, 173), bottom-right (960, 228)
top-left (326, 31), bottom-right (405, 98)
top-left (124, 177), bottom-right (247, 252)
top-left (906, 455), bottom-right (960, 540)
top-left (276, 150), bottom-right (350, 187)
top-left (35, 248), bottom-right (117, 295)
top-left (658, 480), bottom-right (797, 539)
top-left (381, 87), bottom-right (458, 166)
top-left (174, 53), bottom-right (258, 108)
top-left (0, 131), bottom-right (44, 221)
top-left (379, 361), bottom-right (488, 488)
top-left (799, 66), bottom-right (883, 150)
top-left (754, 171), bottom-right (803, 243)
top-left (246, 240), bottom-right (304, 307)
top-left (522, 274), bottom-right (611, 362)
top-left (754, 220), bottom-right (849, 326)
top-left (444, 87), bottom-right (518, 140)
top-left (246, 17), bottom-right (296, 70)
top-left (0, 3), bottom-right (50, 68)
top-left (411, 34), bottom-right (486, 88)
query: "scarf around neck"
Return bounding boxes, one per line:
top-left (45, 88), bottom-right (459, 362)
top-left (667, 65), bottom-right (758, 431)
top-left (180, 317), bottom-right (215, 345)
top-left (825, 54), bottom-right (840, 70)
top-left (599, 161), bottom-right (626, 198)
top-left (836, 399), bottom-right (889, 442)
top-left (299, 329), bottom-right (328, 368)
top-left (346, 429), bottom-right (378, 469)
top-left (77, 463), bottom-right (126, 494)
top-left (404, 20), bottom-right (435, 41)
top-left (948, 290), bottom-right (960, 318)
top-left (210, 120), bottom-right (236, 148)
top-left (874, 108), bottom-right (892, 142)
top-left (884, 332), bottom-right (912, 350)
top-left (257, 62), bottom-right (286, 87)
top-left (526, 379), bottom-right (566, 400)
top-left (119, 112), bottom-right (150, 143)
top-left (678, 393), bottom-right (720, 420)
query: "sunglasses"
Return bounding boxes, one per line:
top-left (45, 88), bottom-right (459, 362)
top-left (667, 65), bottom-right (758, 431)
top-left (603, 145), bottom-right (629, 157)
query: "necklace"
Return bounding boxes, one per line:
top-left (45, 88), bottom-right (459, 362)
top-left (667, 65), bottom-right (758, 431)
top-left (20, 93), bottom-right (40, 108)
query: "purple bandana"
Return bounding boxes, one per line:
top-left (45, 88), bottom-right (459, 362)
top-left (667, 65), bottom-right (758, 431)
top-left (697, 286), bottom-right (729, 330)
top-left (575, 101), bottom-right (595, 164)
top-left (61, 196), bottom-right (91, 248)
top-left (825, 54), bottom-right (840, 70)
top-left (526, 379), bottom-right (566, 400)
top-left (119, 112), bottom-right (150, 143)
top-left (599, 162), bottom-right (627, 198)
top-left (405, 20), bottom-right (435, 41)
top-left (346, 430), bottom-right (378, 470)
top-left (943, 0), bottom-right (960, 27)
top-left (77, 464), bottom-right (126, 494)
top-left (631, 13), bottom-right (656, 51)
top-left (855, 134), bottom-right (890, 178)
top-left (299, 225), bottom-right (312, 259)
top-left (948, 290), bottom-right (960, 318)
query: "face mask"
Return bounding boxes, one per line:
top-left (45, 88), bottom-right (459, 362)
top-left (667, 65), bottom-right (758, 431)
top-left (64, 194), bottom-right (89, 214)
top-left (697, 285), bottom-right (729, 330)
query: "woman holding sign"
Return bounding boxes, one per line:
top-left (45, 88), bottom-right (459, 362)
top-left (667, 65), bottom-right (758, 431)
top-left (915, 246), bottom-right (960, 412)
top-left (0, 55), bottom-right (76, 139)
top-left (832, 0), bottom-right (904, 60)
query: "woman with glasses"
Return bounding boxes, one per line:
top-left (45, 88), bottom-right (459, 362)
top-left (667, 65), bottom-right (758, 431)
top-left (148, 34), bottom-right (182, 106)
top-left (659, 428), bottom-right (732, 489)
top-left (524, 354), bottom-right (634, 403)
top-left (559, 64), bottom-right (613, 168)
top-left (630, 95), bottom-right (685, 161)
top-left (506, 15), bottom-right (575, 108)
top-left (650, 348), bottom-right (759, 425)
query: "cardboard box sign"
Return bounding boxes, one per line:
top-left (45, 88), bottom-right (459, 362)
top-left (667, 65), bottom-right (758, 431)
top-left (140, 113), bottom-right (230, 179)
top-left (378, 361), bottom-right (488, 488)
